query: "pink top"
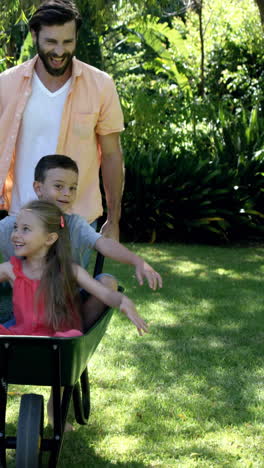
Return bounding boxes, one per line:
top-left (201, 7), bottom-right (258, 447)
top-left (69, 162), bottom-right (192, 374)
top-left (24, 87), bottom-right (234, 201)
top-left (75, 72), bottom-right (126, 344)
top-left (0, 257), bottom-right (82, 337)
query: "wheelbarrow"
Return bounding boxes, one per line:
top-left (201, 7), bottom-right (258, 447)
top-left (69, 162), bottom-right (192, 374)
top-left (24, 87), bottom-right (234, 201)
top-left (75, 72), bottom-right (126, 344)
top-left (0, 253), bottom-right (115, 467)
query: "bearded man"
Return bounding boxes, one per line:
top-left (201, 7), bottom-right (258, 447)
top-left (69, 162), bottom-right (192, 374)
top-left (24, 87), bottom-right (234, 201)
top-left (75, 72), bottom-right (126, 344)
top-left (0, 0), bottom-right (124, 240)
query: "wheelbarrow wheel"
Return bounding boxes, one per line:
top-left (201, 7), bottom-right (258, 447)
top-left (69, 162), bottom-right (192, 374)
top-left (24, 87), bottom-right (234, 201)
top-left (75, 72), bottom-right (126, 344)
top-left (16, 393), bottom-right (44, 468)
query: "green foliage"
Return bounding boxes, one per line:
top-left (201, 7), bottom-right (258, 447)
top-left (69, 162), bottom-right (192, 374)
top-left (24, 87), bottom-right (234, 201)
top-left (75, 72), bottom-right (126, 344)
top-left (121, 152), bottom-right (264, 244)
top-left (0, 1), bottom-right (36, 69)
top-left (1, 0), bottom-right (263, 243)
top-left (17, 32), bottom-right (35, 63)
top-left (113, 0), bottom-right (264, 243)
top-left (206, 22), bottom-right (264, 108)
top-left (119, 74), bottom-right (264, 243)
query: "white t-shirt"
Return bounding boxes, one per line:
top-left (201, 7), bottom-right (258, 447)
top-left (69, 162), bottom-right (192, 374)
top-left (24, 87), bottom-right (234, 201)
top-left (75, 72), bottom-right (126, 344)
top-left (10, 72), bottom-right (71, 215)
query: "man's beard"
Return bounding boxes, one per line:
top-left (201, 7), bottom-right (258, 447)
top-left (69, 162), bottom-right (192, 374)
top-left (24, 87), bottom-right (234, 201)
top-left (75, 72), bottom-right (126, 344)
top-left (36, 38), bottom-right (75, 77)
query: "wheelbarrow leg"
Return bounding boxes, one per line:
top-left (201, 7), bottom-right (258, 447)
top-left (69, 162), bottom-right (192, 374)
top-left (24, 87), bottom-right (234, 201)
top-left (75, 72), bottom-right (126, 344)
top-left (0, 377), bottom-right (8, 468)
top-left (73, 367), bottom-right (91, 425)
top-left (47, 386), bottom-right (73, 468)
top-left (0, 342), bottom-right (10, 468)
top-left (48, 344), bottom-right (73, 468)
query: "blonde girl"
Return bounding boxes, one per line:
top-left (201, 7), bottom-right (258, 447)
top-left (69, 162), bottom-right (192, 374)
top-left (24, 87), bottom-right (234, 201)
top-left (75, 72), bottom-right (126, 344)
top-left (0, 200), bottom-right (147, 337)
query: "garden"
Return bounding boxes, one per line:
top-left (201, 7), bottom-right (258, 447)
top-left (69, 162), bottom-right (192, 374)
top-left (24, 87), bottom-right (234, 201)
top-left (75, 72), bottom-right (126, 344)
top-left (1, 1), bottom-right (264, 466)
top-left (4, 244), bottom-right (264, 467)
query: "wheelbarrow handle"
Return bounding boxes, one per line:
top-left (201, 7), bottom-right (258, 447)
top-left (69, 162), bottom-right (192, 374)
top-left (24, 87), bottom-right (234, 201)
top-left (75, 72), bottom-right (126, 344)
top-left (93, 252), bottom-right (105, 277)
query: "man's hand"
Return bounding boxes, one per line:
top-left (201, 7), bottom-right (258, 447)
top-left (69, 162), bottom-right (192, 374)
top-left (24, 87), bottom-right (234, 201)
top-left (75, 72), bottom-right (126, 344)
top-left (100, 219), bottom-right (119, 241)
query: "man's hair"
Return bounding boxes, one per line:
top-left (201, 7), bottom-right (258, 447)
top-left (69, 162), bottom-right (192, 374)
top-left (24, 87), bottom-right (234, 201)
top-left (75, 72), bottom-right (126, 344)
top-left (34, 154), bottom-right (79, 183)
top-left (28, 0), bottom-right (82, 34)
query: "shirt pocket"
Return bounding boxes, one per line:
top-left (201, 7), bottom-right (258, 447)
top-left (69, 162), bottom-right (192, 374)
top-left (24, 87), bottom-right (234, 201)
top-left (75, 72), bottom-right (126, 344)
top-left (73, 112), bottom-right (99, 139)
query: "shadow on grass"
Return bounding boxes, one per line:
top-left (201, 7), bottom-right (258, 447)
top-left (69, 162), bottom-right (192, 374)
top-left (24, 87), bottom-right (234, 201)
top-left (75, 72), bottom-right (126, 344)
top-left (58, 427), bottom-right (149, 467)
top-left (116, 245), bottom-right (264, 430)
top-left (4, 420), bottom-right (148, 468)
top-left (3, 244), bottom-right (264, 466)
top-left (60, 246), bottom-right (264, 465)
top-left (172, 443), bottom-right (245, 467)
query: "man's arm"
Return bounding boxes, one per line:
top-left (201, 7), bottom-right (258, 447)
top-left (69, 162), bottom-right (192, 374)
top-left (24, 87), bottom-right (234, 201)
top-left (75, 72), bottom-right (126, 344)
top-left (98, 132), bottom-right (124, 241)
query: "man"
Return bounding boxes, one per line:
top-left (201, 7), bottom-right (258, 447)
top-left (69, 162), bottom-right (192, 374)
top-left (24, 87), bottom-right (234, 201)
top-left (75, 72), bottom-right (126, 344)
top-left (0, 0), bottom-right (124, 240)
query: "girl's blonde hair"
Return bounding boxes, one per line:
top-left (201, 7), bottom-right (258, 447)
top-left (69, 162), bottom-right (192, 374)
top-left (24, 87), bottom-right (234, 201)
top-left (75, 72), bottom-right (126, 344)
top-left (23, 200), bottom-right (78, 329)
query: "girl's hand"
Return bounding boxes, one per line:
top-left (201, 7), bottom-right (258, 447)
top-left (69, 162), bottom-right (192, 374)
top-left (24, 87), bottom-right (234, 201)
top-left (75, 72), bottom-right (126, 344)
top-left (119, 296), bottom-right (148, 336)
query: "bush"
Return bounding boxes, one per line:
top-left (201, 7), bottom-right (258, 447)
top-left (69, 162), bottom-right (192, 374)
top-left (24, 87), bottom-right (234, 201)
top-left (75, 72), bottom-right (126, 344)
top-left (119, 87), bottom-right (264, 243)
top-left (121, 152), bottom-right (264, 244)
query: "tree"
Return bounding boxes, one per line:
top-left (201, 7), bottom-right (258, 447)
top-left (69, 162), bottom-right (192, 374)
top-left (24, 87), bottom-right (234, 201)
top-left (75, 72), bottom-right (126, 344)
top-left (0, 0), bottom-right (37, 69)
top-left (191, 0), bottom-right (205, 96)
top-left (254, 0), bottom-right (264, 26)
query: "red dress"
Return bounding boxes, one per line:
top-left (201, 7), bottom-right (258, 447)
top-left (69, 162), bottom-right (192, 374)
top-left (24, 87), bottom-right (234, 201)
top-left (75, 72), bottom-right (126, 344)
top-left (0, 257), bottom-right (82, 337)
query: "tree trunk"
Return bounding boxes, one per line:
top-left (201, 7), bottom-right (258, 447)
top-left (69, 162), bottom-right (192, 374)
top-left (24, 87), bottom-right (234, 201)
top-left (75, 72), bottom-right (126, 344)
top-left (255, 0), bottom-right (264, 27)
top-left (193, 0), bottom-right (205, 96)
top-left (198, 0), bottom-right (204, 97)
top-left (5, 40), bottom-right (16, 69)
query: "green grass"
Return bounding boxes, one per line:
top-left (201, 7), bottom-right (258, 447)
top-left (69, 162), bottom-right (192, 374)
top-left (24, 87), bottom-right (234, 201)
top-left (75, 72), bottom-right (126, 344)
top-left (4, 243), bottom-right (264, 467)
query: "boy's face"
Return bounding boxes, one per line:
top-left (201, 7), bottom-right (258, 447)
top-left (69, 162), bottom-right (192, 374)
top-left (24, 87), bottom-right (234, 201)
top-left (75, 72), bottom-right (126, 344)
top-left (33, 168), bottom-right (78, 213)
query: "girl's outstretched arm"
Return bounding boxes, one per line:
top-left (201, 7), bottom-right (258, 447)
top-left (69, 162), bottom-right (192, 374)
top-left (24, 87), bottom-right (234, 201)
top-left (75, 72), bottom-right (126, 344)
top-left (74, 264), bottom-right (148, 335)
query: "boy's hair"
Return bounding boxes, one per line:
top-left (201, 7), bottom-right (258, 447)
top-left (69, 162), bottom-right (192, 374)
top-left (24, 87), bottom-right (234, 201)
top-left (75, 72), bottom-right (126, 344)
top-left (23, 199), bottom-right (78, 330)
top-left (34, 154), bottom-right (79, 183)
top-left (28, 0), bottom-right (82, 35)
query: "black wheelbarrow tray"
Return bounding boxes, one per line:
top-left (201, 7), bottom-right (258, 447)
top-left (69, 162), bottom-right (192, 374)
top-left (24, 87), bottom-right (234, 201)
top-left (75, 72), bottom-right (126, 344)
top-left (0, 305), bottom-right (114, 468)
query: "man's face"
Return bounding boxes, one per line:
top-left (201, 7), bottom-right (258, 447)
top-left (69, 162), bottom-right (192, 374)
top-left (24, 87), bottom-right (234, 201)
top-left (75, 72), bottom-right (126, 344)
top-left (32, 20), bottom-right (77, 77)
top-left (34, 167), bottom-right (78, 213)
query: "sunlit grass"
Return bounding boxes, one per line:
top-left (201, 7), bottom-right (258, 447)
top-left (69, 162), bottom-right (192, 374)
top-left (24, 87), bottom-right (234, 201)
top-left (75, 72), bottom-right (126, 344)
top-left (4, 243), bottom-right (264, 467)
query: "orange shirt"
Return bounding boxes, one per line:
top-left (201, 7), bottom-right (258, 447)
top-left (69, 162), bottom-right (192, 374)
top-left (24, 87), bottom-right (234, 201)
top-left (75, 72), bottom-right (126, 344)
top-left (0, 56), bottom-right (124, 223)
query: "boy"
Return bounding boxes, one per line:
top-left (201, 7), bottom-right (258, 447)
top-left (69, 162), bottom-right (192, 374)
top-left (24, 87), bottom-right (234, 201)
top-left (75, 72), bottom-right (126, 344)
top-left (0, 154), bottom-right (162, 329)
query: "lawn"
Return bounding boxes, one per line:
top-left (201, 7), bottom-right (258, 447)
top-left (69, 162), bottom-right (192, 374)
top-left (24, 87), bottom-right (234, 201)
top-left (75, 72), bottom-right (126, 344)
top-left (4, 243), bottom-right (264, 467)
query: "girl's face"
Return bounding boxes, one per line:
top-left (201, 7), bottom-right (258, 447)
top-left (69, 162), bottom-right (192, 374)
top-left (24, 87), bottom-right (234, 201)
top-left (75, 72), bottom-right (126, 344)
top-left (11, 209), bottom-right (53, 259)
